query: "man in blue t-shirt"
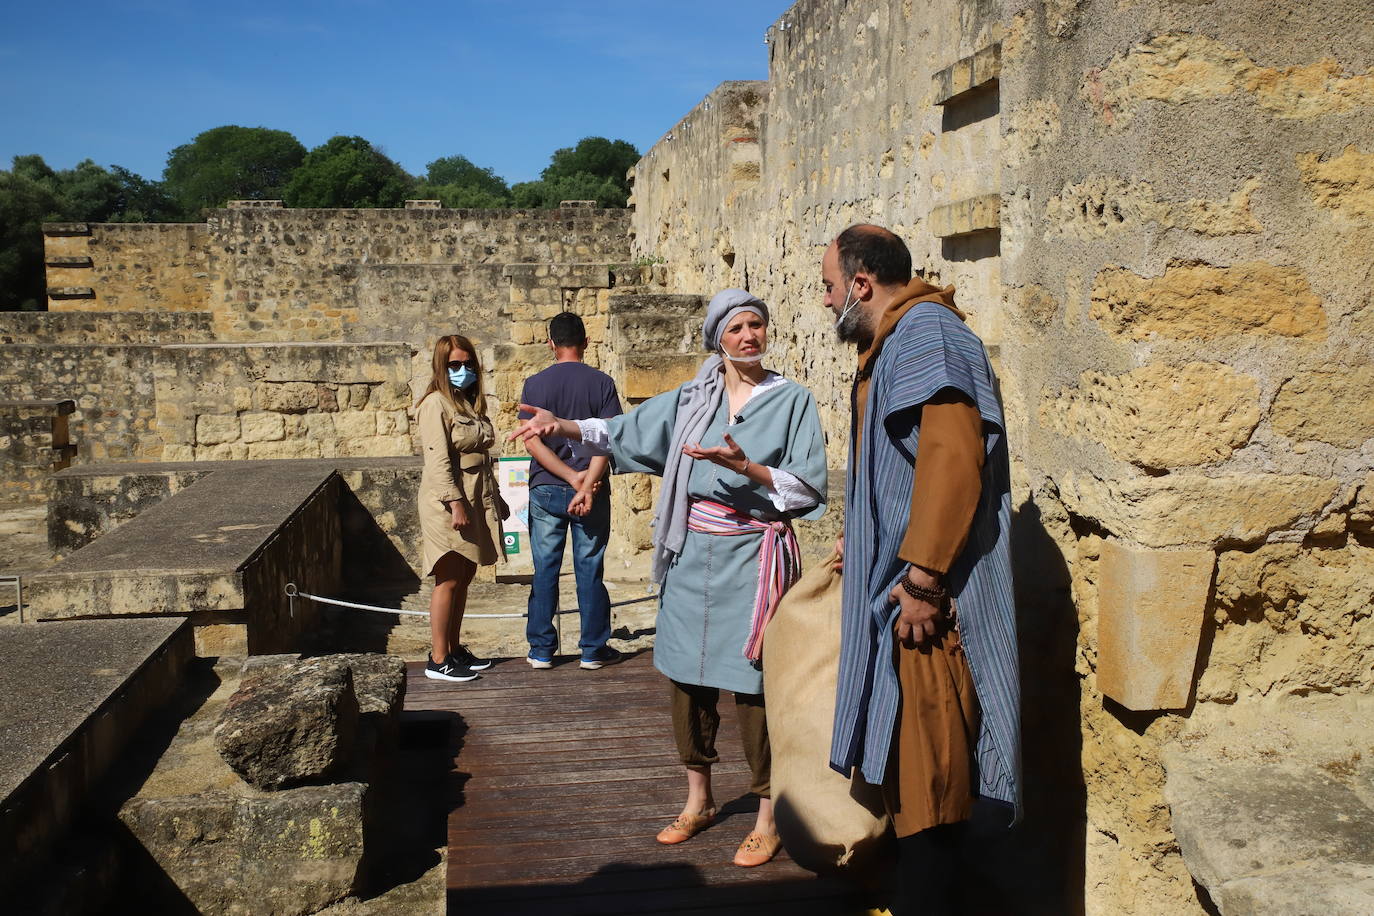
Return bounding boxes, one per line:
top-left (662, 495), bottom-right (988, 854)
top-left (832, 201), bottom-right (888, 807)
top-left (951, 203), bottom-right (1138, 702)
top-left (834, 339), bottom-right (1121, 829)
top-left (517, 312), bottom-right (624, 670)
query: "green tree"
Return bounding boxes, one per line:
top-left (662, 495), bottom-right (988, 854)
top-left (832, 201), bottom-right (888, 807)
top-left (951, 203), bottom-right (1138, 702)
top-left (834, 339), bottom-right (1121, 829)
top-left (0, 157), bottom-right (61, 310)
top-left (163, 125), bottom-right (306, 212)
top-left (511, 172), bottom-right (628, 209)
top-left (409, 154), bottom-right (512, 208)
top-left (424, 155), bottom-right (510, 198)
top-left (282, 136), bottom-right (415, 208)
top-left (106, 166), bottom-right (183, 222)
top-left (542, 137), bottom-right (639, 192)
top-left (510, 137), bottom-right (639, 209)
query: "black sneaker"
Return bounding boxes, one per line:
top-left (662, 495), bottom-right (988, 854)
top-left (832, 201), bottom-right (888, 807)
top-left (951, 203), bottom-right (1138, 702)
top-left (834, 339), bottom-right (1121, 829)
top-left (425, 655), bottom-right (478, 682)
top-left (452, 645), bottom-right (492, 671)
top-left (580, 646), bottom-right (624, 670)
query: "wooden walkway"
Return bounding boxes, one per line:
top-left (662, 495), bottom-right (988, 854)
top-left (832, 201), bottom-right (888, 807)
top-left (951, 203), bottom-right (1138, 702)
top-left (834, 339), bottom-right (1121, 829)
top-left (405, 650), bottom-right (871, 915)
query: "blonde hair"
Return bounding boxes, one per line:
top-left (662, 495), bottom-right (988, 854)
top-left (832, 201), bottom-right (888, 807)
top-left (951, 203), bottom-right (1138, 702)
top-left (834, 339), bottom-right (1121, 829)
top-left (417, 334), bottom-right (487, 417)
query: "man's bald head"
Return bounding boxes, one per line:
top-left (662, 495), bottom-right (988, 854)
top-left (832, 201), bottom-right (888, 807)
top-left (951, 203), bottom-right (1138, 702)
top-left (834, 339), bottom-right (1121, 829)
top-left (833, 224), bottom-right (912, 289)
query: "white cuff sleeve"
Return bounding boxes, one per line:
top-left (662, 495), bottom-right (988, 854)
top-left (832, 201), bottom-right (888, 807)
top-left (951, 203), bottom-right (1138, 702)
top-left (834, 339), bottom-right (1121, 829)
top-left (767, 467), bottom-right (822, 513)
top-left (575, 418), bottom-right (612, 456)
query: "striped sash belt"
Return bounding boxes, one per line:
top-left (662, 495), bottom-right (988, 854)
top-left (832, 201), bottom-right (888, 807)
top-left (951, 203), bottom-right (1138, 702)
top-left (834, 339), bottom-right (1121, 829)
top-left (685, 499), bottom-right (801, 660)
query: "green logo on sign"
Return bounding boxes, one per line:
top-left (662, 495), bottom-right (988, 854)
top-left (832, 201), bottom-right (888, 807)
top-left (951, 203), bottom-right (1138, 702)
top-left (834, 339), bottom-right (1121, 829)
top-left (503, 532), bottom-right (520, 555)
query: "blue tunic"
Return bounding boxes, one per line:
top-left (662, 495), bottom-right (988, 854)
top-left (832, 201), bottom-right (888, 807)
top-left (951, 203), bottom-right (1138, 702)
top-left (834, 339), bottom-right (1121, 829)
top-left (608, 377), bottom-right (827, 695)
top-left (830, 302), bottom-right (1022, 817)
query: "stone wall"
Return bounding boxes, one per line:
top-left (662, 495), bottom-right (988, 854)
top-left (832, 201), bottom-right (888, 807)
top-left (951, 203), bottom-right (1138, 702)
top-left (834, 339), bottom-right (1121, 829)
top-left (0, 310), bottom-right (213, 345)
top-left (1000, 1), bottom-right (1374, 910)
top-left (44, 222), bottom-right (210, 312)
top-left (0, 344), bottom-right (162, 463)
top-left (204, 208), bottom-right (631, 343)
top-left (629, 0), bottom-right (1006, 469)
top-left (153, 342), bottom-right (416, 463)
top-left (0, 400), bottom-right (76, 504)
top-left (630, 0), bottom-right (1374, 912)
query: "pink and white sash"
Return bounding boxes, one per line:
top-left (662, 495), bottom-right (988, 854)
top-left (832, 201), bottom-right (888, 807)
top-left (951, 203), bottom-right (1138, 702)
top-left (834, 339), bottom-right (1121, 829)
top-left (686, 499), bottom-right (801, 661)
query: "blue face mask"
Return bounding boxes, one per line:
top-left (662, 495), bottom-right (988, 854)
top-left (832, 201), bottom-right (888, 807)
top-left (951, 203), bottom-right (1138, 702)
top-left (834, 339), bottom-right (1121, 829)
top-left (448, 366), bottom-right (476, 390)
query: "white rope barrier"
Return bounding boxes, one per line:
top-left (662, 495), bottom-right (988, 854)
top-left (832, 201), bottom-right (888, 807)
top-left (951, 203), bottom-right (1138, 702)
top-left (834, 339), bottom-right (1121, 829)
top-left (283, 582), bottom-right (653, 620)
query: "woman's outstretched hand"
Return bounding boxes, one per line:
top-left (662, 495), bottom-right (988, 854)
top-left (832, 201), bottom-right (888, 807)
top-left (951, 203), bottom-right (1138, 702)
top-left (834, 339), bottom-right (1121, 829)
top-left (508, 404), bottom-right (563, 443)
top-left (682, 433), bottom-right (751, 475)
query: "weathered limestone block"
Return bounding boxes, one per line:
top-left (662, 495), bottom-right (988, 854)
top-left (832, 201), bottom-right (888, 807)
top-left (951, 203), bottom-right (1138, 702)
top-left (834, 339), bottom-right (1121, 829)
top-left (621, 355), bottom-right (701, 399)
top-left (929, 194), bottom-right (1000, 238)
top-left (1298, 144), bottom-right (1374, 223)
top-left (1045, 362), bottom-right (1260, 469)
top-left (197, 414), bottom-right (241, 446)
top-left (1090, 261), bottom-right (1326, 340)
top-left (331, 411), bottom-right (376, 439)
top-left (1270, 367), bottom-right (1374, 447)
top-left (1084, 33), bottom-right (1374, 128)
top-left (245, 438), bottom-right (323, 460)
top-left (1203, 542), bottom-right (1374, 700)
top-left (1163, 696), bottom-right (1374, 916)
top-left (1096, 541), bottom-right (1214, 710)
top-left (1062, 472), bottom-right (1340, 548)
top-left (214, 657), bottom-right (359, 790)
top-left (259, 382), bottom-right (319, 413)
top-left (240, 412), bottom-right (286, 443)
top-left (1045, 176), bottom-right (1261, 239)
top-left (119, 783), bottom-right (366, 916)
top-left (1350, 472), bottom-right (1374, 533)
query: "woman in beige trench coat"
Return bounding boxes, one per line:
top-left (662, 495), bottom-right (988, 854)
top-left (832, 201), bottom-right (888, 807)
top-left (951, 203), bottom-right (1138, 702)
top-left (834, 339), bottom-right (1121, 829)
top-left (416, 334), bottom-right (506, 682)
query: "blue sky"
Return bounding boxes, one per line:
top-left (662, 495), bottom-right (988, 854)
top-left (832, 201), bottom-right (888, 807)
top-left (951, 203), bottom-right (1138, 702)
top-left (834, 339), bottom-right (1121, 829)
top-left (0, 1), bottom-right (787, 184)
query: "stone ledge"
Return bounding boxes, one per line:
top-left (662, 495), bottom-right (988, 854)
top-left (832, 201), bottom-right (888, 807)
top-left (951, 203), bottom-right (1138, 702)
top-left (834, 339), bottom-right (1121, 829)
top-left (41, 223), bottom-right (90, 236)
top-left (226, 199), bottom-right (284, 208)
top-left (44, 256), bottom-right (93, 268)
top-left (403, 199), bottom-right (441, 209)
top-left (45, 286), bottom-right (95, 299)
top-left (0, 399), bottom-right (75, 416)
top-left (929, 194), bottom-right (1001, 238)
top-left (933, 43), bottom-right (1001, 106)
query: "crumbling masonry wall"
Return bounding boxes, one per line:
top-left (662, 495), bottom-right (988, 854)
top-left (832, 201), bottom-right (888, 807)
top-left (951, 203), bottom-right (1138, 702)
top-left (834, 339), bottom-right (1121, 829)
top-left (629, 0), bottom-right (1374, 912)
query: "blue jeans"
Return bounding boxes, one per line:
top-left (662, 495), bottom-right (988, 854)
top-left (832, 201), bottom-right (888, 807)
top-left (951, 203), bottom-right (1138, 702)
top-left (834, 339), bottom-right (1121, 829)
top-left (526, 484), bottom-right (612, 660)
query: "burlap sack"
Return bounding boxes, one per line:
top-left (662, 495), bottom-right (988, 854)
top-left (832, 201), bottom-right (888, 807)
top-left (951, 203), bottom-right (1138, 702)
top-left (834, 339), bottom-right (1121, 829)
top-left (764, 556), bottom-right (894, 881)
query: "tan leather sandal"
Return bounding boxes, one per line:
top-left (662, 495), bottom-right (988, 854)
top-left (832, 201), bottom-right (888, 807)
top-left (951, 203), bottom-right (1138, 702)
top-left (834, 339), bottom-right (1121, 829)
top-left (656, 809), bottom-right (716, 845)
top-left (733, 830), bottom-right (782, 867)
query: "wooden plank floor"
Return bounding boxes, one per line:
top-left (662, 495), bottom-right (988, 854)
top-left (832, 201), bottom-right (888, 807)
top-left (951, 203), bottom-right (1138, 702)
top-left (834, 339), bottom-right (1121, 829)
top-left (405, 650), bottom-right (871, 915)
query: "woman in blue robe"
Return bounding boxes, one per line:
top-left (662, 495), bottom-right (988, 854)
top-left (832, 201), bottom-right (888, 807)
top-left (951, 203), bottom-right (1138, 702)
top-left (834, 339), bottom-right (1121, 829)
top-left (510, 289), bottom-right (827, 867)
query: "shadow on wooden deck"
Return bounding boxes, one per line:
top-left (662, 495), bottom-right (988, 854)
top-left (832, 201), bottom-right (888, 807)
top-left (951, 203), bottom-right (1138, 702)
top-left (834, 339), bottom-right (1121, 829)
top-left (405, 651), bottom-right (873, 915)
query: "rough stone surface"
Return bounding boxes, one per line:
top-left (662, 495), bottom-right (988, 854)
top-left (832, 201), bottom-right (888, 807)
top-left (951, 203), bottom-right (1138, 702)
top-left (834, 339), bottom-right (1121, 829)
top-left (1270, 366), bottom-right (1374, 447)
top-left (1162, 695), bottom-right (1374, 915)
top-left (1097, 542), bottom-right (1214, 710)
top-left (120, 783), bottom-right (366, 916)
top-left (1061, 472), bottom-right (1341, 548)
top-left (1044, 362), bottom-right (1261, 469)
top-left (1089, 261), bottom-right (1327, 340)
top-left (1298, 144), bottom-right (1374, 222)
top-left (214, 656), bottom-right (359, 791)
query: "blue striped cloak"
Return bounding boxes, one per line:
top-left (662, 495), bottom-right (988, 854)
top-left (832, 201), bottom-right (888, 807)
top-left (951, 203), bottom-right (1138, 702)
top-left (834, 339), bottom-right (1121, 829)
top-left (829, 301), bottom-right (1022, 818)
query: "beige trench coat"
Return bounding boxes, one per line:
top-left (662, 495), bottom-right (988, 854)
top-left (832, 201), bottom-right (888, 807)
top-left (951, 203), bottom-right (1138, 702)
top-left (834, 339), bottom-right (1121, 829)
top-left (416, 391), bottom-right (504, 574)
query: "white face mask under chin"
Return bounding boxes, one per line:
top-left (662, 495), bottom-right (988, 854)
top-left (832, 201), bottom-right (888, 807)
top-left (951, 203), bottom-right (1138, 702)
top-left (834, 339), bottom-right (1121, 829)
top-left (833, 276), bottom-right (860, 329)
top-left (723, 346), bottom-right (768, 365)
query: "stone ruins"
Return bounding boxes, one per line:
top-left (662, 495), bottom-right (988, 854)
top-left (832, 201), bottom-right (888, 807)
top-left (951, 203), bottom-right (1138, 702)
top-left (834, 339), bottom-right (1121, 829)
top-left (1, 0), bottom-right (1371, 913)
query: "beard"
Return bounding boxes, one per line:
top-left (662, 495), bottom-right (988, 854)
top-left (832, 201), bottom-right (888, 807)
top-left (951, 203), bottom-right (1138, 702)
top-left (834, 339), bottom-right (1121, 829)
top-left (834, 303), bottom-right (873, 347)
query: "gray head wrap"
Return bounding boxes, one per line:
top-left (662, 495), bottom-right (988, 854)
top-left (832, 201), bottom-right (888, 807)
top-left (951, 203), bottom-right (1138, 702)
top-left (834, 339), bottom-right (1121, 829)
top-left (702, 288), bottom-right (769, 352)
top-left (650, 289), bottom-right (770, 583)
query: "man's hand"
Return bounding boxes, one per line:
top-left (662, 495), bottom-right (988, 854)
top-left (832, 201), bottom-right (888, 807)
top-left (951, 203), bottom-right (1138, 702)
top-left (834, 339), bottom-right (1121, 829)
top-left (568, 488), bottom-right (596, 516)
top-left (890, 565), bottom-right (943, 648)
top-left (450, 500), bottom-right (471, 531)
